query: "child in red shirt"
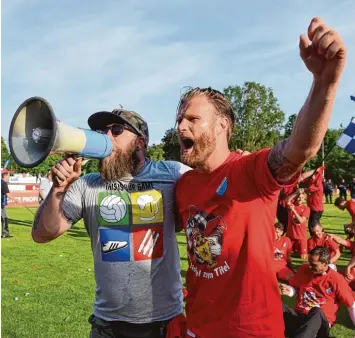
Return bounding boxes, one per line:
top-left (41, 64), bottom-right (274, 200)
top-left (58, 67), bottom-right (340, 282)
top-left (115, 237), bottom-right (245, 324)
top-left (334, 197), bottom-right (355, 252)
top-left (329, 232), bottom-right (355, 290)
top-left (286, 191), bottom-right (310, 260)
top-left (308, 222), bottom-right (340, 270)
top-left (334, 197), bottom-right (355, 226)
top-left (273, 222), bottom-right (294, 281)
top-left (303, 166), bottom-right (325, 231)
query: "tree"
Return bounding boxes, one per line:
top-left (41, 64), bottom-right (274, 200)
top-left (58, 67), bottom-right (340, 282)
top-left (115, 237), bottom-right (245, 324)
top-left (284, 114), bottom-right (297, 139)
top-left (303, 128), bottom-right (355, 184)
top-left (83, 159), bottom-right (99, 174)
top-left (1, 137), bottom-right (10, 167)
top-left (147, 144), bottom-right (165, 162)
top-left (161, 129), bottom-right (180, 161)
top-left (1, 137), bottom-right (25, 173)
top-left (224, 82), bottom-right (285, 152)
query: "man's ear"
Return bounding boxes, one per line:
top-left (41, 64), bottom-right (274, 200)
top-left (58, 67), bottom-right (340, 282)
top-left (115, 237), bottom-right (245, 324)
top-left (135, 136), bottom-right (146, 150)
top-left (220, 117), bottom-right (229, 132)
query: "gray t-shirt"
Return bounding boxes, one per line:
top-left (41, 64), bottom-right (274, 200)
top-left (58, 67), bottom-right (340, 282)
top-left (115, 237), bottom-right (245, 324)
top-left (62, 160), bottom-right (190, 323)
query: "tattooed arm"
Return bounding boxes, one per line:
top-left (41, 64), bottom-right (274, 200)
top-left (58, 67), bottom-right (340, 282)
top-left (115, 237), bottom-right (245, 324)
top-left (268, 82), bottom-right (337, 182)
top-left (268, 17), bottom-right (346, 182)
top-left (32, 156), bottom-right (82, 243)
top-left (32, 187), bottom-right (72, 243)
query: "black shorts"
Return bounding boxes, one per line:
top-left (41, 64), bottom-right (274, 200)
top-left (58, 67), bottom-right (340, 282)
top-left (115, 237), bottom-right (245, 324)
top-left (88, 315), bottom-right (168, 338)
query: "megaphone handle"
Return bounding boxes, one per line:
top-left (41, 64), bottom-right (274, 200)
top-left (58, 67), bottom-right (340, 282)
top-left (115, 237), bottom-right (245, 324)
top-left (52, 155), bottom-right (89, 186)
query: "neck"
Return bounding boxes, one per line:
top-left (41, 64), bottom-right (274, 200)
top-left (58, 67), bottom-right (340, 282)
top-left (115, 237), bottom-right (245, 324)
top-left (198, 145), bottom-right (231, 173)
top-left (132, 157), bottom-right (146, 176)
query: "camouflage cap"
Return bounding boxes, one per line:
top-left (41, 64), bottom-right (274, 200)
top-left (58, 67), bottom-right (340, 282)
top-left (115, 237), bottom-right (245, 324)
top-left (88, 108), bottom-right (149, 144)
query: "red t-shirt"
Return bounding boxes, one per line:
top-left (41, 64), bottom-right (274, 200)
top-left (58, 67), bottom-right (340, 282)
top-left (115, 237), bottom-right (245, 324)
top-left (289, 264), bottom-right (355, 325)
top-left (175, 149), bottom-right (299, 338)
top-left (307, 234), bottom-right (339, 259)
top-left (304, 168), bottom-right (324, 211)
top-left (345, 200), bottom-right (355, 223)
top-left (274, 236), bottom-right (292, 272)
top-left (286, 204), bottom-right (310, 239)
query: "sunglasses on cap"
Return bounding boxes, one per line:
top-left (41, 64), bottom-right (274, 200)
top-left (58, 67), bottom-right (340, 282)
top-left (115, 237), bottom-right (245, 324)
top-left (97, 124), bottom-right (138, 137)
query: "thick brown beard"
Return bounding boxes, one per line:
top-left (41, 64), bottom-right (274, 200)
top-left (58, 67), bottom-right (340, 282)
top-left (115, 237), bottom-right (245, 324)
top-left (180, 132), bottom-right (216, 168)
top-left (99, 141), bottom-right (136, 181)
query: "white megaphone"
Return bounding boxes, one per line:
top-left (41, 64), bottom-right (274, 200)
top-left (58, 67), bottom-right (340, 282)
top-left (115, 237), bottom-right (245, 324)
top-left (8, 97), bottom-right (113, 168)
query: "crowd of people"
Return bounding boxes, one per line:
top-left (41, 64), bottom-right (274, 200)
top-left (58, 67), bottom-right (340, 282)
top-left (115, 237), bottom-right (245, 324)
top-left (274, 166), bottom-right (355, 336)
top-left (10, 16), bottom-right (354, 338)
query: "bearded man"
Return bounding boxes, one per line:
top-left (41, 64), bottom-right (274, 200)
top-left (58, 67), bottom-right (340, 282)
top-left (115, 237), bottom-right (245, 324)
top-left (32, 109), bottom-right (190, 338)
top-left (175, 17), bottom-right (347, 338)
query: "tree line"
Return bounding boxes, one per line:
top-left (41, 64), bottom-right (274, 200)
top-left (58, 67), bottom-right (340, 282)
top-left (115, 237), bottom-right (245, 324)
top-left (2, 82), bottom-right (354, 183)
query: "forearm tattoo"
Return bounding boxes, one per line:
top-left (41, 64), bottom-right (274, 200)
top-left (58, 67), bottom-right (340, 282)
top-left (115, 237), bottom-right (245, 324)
top-left (32, 187), bottom-right (64, 229)
top-left (33, 195), bottom-right (51, 229)
top-left (268, 140), bottom-right (304, 182)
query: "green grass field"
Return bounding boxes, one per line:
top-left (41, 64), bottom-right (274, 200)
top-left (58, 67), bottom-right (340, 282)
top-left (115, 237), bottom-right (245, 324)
top-left (1, 204), bottom-right (355, 337)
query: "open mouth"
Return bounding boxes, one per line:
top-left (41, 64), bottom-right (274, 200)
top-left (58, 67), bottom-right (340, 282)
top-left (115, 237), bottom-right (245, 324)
top-left (181, 137), bottom-right (195, 151)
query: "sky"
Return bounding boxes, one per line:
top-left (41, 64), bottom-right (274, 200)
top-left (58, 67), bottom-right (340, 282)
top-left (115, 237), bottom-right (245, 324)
top-left (1, 0), bottom-right (355, 146)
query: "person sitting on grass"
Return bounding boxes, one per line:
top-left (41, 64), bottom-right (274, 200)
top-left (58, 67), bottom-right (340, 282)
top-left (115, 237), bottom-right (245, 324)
top-left (279, 246), bottom-right (355, 338)
top-left (328, 231), bottom-right (355, 290)
top-left (286, 190), bottom-right (310, 260)
top-left (273, 222), bottom-right (294, 282)
top-left (334, 197), bottom-right (355, 240)
top-left (308, 222), bottom-right (340, 271)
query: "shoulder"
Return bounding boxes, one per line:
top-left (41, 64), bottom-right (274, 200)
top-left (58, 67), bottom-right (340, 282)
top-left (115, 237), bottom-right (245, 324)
top-left (298, 263), bottom-right (311, 274)
top-left (329, 269), bottom-right (347, 285)
top-left (233, 149), bottom-right (270, 167)
top-left (285, 236), bottom-right (292, 244)
top-left (73, 173), bottom-right (102, 189)
top-left (300, 204), bottom-right (310, 212)
top-left (145, 160), bottom-right (192, 182)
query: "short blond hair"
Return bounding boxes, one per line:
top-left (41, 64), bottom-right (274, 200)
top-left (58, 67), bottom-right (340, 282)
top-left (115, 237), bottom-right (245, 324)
top-left (177, 87), bottom-right (235, 141)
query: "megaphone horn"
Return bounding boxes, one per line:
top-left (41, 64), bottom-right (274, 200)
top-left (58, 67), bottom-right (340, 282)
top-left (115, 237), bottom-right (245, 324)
top-left (9, 97), bottom-right (113, 168)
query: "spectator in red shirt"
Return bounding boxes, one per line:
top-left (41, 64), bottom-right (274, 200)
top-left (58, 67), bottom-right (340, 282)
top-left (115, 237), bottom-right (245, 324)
top-left (280, 246), bottom-right (355, 338)
top-left (286, 191), bottom-right (310, 260)
top-left (328, 233), bottom-right (355, 290)
top-left (334, 197), bottom-right (355, 250)
top-left (308, 222), bottom-right (340, 270)
top-left (274, 222), bottom-right (294, 282)
top-left (334, 197), bottom-right (355, 225)
top-left (277, 170), bottom-right (313, 231)
top-left (277, 184), bottom-right (297, 232)
top-left (303, 166), bottom-right (325, 232)
top-left (175, 17), bottom-right (347, 338)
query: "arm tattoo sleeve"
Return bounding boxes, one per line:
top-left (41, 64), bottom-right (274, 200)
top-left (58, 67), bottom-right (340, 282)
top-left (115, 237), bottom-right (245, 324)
top-left (32, 188), bottom-right (69, 229)
top-left (32, 193), bottom-right (52, 229)
top-left (268, 140), bottom-right (304, 182)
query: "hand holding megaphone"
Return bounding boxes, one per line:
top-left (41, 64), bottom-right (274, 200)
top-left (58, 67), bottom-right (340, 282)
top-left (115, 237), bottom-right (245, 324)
top-left (52, 156), bottom-right (82, 188)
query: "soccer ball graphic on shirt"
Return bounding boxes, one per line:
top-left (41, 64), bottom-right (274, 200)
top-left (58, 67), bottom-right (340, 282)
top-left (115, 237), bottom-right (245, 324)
top-left (99, 195), bottom-right (127, 222)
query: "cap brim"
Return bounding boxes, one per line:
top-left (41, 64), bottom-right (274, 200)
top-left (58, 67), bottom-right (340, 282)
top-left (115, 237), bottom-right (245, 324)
top-left (88, 112), bottom-right (126, 130)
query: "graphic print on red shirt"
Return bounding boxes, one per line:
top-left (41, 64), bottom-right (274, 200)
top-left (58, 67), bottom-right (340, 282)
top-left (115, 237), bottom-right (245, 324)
top-left (274, 236), bottom-right (292, 272)
top-left (345, 200), bottom-right (355, 222)
top-left (289, 264), bottom-right (355, 325)
top-left (287, 204), bottom-right (310, 239)
top-left (307, 234), bottom-right (338, 259)
top-left (175, 149), bottom-right (299, 338)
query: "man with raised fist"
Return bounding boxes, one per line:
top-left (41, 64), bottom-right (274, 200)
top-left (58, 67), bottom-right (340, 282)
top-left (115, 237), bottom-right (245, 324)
top-left (175, 17), bottom-right (347, 338)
